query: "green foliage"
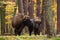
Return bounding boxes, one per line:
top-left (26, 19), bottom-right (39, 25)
top-left (0, 38), bottom-right (5, 40)
top-left (55, 37), bottom-right (60, 40)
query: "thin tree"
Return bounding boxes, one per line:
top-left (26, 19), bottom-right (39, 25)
top-left (0, 3), bottom-right (6, 35)
top-left (41, 0), bottom-right (46, 36)
top-left (36, 0), bottom-right (40, 17)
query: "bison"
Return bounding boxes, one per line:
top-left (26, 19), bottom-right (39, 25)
top-left (12, 13), bottom-right (41, 36)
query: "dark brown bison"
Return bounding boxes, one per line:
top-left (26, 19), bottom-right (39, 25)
top-left (12, 13), bottom-right (34, 36)
top-left (34, 17), bottom-right (41, 35)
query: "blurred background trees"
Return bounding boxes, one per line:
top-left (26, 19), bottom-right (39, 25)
top-left (0, 0), bottom-right (57, 37)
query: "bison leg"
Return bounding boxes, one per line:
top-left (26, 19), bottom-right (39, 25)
top-left (18, 25), bottom-right (25, 35)
top-left (37, 28), bottom-right (40, 35)
top-left (34, 28), bottom-right (38, 35)
top-left (14, 26), bottom-right (22, 36)
top-left (34, 28), bottom-right (40, 35)
top-left (28, 26), bottom-right (33, 36)
top-left (34, 24), bottom-right (40, 35)
top-left (14, 28), bottom-right (19, 35)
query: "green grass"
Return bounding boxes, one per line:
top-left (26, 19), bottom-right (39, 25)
top-left (0, 35), bottom-right (58, 40)
top-left (0, 38), bottom-right (5, 40)
top-left (0, 34), bottom-right (60, 40)
top-left (54, 37), bottom-right (60, 40)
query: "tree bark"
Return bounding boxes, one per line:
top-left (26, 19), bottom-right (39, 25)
top-left (28, 0), bottom-right (34, 18)
top-left (57, 0), bottom-right (60, 34)
top-left (23, 0), bottom-right (28, 15)
top-left (36, 0), bottom-right (40, 17)
top-left (18, 0), bottom-right (24, 14)
top-left (0, 4), bottom-right (6, 35)
top-left (42, 0), bottom-right (54, 37)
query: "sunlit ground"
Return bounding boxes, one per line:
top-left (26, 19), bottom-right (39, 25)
top-left (0, 34), bottom-right (60, 40)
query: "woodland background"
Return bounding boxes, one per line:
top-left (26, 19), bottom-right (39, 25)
top-left (0, 0), bottom-right (58, 40)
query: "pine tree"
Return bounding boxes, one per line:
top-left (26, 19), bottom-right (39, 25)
top-left (28, 0), bottom-right (34, 18)
top-left (23, 0), bottom-right (28, 15)
top-left (18, 0), bottom-right (24, 14)
top-left (57, 0), bottom-right (60, 34)
top-left (36, 0), bottom-right (40, 17)
top-left (42, 0), bottom-right (54, 37)
top-left (0, 2), bottom-right (6, 35)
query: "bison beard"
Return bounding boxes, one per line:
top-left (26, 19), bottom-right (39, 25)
top-left (12, 14), bottom-right (41, 36)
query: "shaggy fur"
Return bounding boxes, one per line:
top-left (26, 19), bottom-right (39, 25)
top-left (12, 14), bottom-right (34, 35)
top-left (12, 14), bottom-right (41, 36)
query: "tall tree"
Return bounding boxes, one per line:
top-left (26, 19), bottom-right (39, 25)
top-left (42, 0), bottom-right (54, 37)
top-left (41, 0), bottom-right (46, 35)
top-left (23, 0), bottom-right (28, 15)
top-left (28, 0), bottom-right (34, 18)
top-left (36, 0), bottom-right (40, 17)
top-left (57, 0), bottom-right (60, 34)
top-left (0, 3), bottom-right (6, 35)
top-left (18, 0), bottom-right (24, 14)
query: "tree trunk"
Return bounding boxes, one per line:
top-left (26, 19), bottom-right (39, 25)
top-left (36, 0), bottom-right (40, 17)
top-left (23, 0), bottom-right (28, 15)
top-left (28, 0), bottom-right (34, 18)
top-left (42, 0), bottom-right (54, 37)
top-left (18, 0), bottom-right (24, 14)
top-left (0, 4), bottom-right (6, 35)
top-left (41, 0), bottom-right (47, 35)
top-left (57, 0), bottom-right (60, 34)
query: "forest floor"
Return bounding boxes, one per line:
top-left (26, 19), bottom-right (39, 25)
top-left (0, 34), bottom-right (60, 40)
